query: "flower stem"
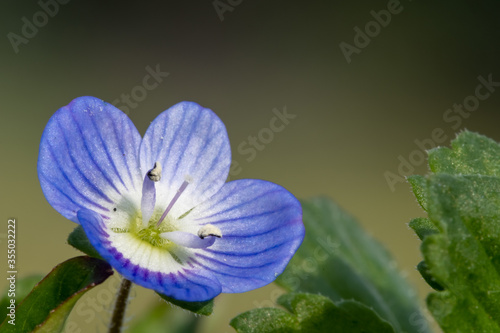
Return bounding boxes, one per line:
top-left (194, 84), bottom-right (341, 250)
top-left (109, 278), bottom-right (132, 333)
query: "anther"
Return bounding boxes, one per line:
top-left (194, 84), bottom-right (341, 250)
top-left (147, 162), bottom-right (162, 182)
top-left (198, 224), bottom-right (222, 239)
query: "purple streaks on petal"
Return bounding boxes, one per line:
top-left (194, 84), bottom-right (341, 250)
top-left (188, 179), bottom-right (304, 293)
top-left (77, 208), bottom-right (221, 301)
top-left (38, 96), bottom-right (142, 222)
top-left (139, 102), bottom-right (231, 217)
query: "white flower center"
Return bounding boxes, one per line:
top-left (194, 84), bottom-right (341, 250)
top-left (129, 162), bottom-right (221, 250)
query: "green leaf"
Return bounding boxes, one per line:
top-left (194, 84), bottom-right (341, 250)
top-left (0, 256), bottom-right (113, 332)
top-left (416, 261), bottom-right (443, 291)
top-left (67, 225), bottom-right (103, 259)
top-left (157, 293), bottom-right (213, 316)
top-left (276, 197), bottom-right (430, 333)
top-left (231, 308), bottom-right (299, 333)
top-left (128, 302), bottom-right (199, 333)
top-left (428, 130), bottom-right (500, 176)
top-left (0, 275), bottom-right (43, 324)
top-left (408, 175), bottom-right (429, 211)
top-left (409, 217), bottom-right (438, 241)
top-left (422, 174), bottom-right (500, 331)
top-left (230, 293), bottom-right (395, 333)
top-left (408, 131), bottom-right (500, 331)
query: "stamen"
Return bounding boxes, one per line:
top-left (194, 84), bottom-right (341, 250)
top-left (141, 162), bottom-right (161, 227)
top-left (147, 162), bottom-right (162, 182)
top-left (156, 176), bottom-right (192, 227)
top-left (198, 224), bottom-right (222, 239)
top-left (160, 231), bottom-right (218, 249)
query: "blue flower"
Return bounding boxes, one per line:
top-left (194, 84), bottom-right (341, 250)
top-left (38, 96), bottom-right (304, 302)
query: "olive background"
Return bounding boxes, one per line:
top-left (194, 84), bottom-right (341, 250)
top-left (1, 0), bottom-right (500, 332)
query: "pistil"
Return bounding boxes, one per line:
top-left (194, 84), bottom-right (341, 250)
top-left (156, 176), bottom-right (192, 227)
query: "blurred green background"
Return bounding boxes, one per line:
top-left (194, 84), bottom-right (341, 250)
top-left (1, 0), bottom-right (500, 332)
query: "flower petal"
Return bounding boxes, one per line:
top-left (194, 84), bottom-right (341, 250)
top-left (77, 209), bottom-right (222, 301)
top-left (139, 102), bottom-right (231, 219)
top-left (37, 97), bottom-right (143, 222)
top-left (187, 179), bottom-right (304, 293)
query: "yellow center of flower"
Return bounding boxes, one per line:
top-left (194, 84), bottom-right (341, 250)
top-left (112, 210), bottom-right (179, 250)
